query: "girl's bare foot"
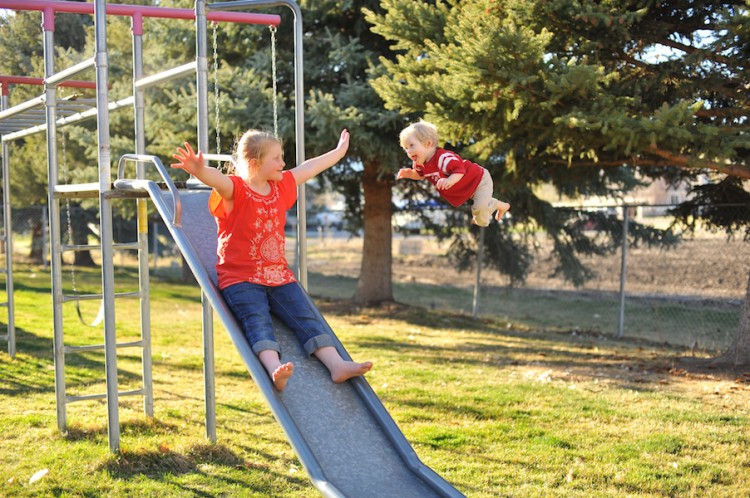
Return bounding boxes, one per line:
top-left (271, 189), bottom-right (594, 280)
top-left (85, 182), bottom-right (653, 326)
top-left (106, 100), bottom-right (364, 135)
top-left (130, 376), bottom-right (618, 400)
top-left (330, 361), bottom-right (372, 384)
top-left (272, 362), bottom-right (294, 392)
top-left (494, 201), bottom-right (510, 221)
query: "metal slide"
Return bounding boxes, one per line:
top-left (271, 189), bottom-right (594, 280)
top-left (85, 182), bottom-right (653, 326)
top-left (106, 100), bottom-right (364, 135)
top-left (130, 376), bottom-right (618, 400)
top-left (114, 161), bottom-right (465, 498)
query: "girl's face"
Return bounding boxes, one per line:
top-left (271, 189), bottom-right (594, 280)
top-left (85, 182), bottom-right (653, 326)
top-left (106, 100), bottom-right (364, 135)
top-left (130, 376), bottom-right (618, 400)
top-left (252, 142), bottom-right (285, 182)
top-left (402, 135), bottom-right (435, 165)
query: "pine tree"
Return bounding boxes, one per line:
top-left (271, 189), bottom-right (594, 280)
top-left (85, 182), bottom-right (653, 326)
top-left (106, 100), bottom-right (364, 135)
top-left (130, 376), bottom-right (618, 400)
top-left (294, 0), bottom-right (405, 304)
top-left (367, 0), bottom-right (750, 364)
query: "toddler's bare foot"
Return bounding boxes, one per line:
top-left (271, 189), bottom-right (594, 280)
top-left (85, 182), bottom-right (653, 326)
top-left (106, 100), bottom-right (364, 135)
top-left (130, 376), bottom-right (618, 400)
top-left (272, 362), bottom-right (294, 392)
top-left (495, 201), bottom-right (510, 221)
top-left (330, 361), bottom-right (372, 384)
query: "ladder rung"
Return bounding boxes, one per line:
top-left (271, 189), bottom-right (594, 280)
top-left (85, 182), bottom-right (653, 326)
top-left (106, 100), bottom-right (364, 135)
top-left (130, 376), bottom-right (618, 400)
top-left (66, 388), bottom-right (145, 403)
top-left (61, 242), bottom-right (140, 252)
top-left (0, 302), bottom-right (8, 308)
top-left (62, 290), bottom-right (141, 303)
top-left (61, 244), bottom-right (101, 252)
top-left (114, 242), bottom-right (140, 250)
top-left (64, 339), bottom-right (145, 353)
top-left (0, 333), bottom-right (8, 341)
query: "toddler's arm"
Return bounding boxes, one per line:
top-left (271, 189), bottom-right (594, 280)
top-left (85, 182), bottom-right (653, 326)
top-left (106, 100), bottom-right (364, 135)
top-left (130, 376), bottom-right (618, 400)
top-left (436, 173), bottom-right (464, 190)
top-left (172, 142), bottom-right (234, 200)
top-left (397, 168), bottom-right (424, 181)
top-left (291, 129), bottom-right (350, 185)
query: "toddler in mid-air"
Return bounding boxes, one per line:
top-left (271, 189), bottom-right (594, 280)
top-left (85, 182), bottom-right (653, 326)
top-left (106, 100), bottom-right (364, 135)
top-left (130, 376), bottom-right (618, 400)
top-left (397, 120), bottom-right (510, 225)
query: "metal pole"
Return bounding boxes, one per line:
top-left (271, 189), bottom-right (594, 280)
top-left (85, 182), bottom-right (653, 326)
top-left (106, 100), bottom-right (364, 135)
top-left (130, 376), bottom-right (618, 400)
top-left (1, 94), bottom-right (14, 358)
top-left (92, 0), bottom-right (121, 452)
top-left (617, 205), bottom-right (629, 339)
top-left (208, 0), bottom-right (307, 288)
top-left (131, 14), bottom-right (154, 419)
top-left (195, 0), bottom-right (217, 443)
top-left (472, 228), bottom-right (484, 318)
top-left (42, 7), bottom-right (67, 433)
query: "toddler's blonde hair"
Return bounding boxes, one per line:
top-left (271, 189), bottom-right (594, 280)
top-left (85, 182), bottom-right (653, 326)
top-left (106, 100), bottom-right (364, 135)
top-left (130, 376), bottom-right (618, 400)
top-left (232, 129), bottom-right (282, 179)
top-left (399, 120), bottom-right (439, 149)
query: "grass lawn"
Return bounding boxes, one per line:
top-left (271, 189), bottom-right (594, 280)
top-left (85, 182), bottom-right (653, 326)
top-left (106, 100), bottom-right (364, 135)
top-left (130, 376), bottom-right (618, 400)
top-left (1, 264), bottom-right (749, 497)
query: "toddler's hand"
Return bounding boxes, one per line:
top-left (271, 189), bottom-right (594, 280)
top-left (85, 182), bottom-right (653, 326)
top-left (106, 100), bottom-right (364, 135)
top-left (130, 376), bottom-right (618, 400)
top-left (397, 168), bottom-right (417, 180)
top-left (436, 177), bottom-right (454, 190)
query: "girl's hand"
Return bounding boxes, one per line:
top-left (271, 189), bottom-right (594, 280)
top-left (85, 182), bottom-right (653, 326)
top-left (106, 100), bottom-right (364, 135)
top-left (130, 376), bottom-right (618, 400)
top-left (171, 142), bottom-right (204, 175)
top-left (335, 129), bottom-right (350, 158)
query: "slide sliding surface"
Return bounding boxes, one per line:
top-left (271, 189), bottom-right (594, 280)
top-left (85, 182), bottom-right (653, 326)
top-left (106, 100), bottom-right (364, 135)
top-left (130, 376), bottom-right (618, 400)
top-left (114, 181), bottom-right (464, 498)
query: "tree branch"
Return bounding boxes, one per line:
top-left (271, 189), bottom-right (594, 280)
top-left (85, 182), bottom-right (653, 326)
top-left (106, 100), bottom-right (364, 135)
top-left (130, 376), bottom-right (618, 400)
top-left (643, 145), bottom-right (750, 179)
top-left (657, 38), bottom-right (731, 66)
top-left (546, 149), bottom-right (750, 180)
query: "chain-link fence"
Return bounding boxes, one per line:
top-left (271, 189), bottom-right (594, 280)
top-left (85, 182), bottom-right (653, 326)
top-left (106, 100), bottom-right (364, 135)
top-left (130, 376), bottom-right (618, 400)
top-left (503, 204), bottom-right (746, 351)
top-left (4, 203), bottom-right (747, 353)
top-left (308, 203), bottom-right (747, 353)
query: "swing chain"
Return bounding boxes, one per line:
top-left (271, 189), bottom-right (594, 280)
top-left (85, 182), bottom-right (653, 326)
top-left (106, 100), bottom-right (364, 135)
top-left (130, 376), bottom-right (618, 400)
top-left (212, 21), bottom-right (221, 156)
top-left (60, 131), bottom-right (78, 296)
top-left (270, 25), bottom-right (278, 139)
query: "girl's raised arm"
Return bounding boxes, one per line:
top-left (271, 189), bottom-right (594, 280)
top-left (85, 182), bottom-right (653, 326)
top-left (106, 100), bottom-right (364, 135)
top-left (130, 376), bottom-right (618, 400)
top-left (291, 129), bottom-right (349, 185)
top-left (172, 142), bottom-right (234, 200)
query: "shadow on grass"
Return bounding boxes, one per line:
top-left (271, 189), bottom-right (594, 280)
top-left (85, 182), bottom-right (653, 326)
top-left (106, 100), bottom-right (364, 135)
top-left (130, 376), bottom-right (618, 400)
top-left (102, 442), bottom-right (240, 477)
top-left (97, 439), bottom-right (308, 496)
top-left (65, 418), bottom-right (180, 443)
top-left (0, 332), bottom-right (145, 397)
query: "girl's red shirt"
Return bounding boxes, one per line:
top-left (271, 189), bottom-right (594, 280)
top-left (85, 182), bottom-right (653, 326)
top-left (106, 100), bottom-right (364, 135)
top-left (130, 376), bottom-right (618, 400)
top-left (209, 172), bottom-right (297, 289)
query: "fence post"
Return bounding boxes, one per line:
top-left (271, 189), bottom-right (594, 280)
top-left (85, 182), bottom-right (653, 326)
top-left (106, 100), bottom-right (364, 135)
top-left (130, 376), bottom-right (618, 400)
top-left (472, 228), bottom-right (484, 318)
top-left (617, 205), bottom-right (629, 338)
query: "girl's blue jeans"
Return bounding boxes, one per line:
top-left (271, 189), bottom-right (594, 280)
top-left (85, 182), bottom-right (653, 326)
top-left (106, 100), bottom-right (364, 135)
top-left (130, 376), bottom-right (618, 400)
top-left (220, 281), bottom-right (335, 356)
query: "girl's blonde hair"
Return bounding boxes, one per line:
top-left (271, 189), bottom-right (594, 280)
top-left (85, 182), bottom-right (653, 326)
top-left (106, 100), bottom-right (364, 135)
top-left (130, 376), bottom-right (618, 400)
top-left (232, 129), bottom-right (282, 179)
top-left (399, 120), bottom-right (439, 149)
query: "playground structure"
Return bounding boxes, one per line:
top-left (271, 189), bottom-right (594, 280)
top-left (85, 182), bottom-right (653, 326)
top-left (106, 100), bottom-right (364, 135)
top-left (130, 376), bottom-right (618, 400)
top-left (0, 1), bottom-right (464, 496)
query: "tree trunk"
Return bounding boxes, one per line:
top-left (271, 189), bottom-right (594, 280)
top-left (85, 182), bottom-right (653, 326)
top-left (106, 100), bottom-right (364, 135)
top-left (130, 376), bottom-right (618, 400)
top-left (29, 218), bottom-right (45, 264)
top-left (71, 207), bottom-right (96, 267)
top-left (714, 268), bottom-right (750, 367)
top-left (353, 160), bottom-right (394, 305)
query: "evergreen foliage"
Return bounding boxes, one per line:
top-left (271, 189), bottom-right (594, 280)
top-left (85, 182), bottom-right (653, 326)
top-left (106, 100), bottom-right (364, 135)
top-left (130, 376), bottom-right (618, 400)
top-left (366, 0), bottom-right (748, 284)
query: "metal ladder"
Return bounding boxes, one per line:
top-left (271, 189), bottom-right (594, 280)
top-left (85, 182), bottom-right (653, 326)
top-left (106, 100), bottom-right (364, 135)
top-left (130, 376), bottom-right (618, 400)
top-left (0, 100), bottom-right (14, 358)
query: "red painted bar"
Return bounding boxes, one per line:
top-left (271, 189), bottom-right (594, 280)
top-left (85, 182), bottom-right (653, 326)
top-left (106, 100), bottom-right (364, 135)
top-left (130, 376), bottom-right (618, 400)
top-left (0, 75), bottom-right (97, 95)
top-left (0, 0), bottom-right (280, 26)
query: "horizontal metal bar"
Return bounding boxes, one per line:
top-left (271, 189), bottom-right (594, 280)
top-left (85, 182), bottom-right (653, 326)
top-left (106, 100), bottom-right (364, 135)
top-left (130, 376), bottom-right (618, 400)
top-left (135, 62), bottom-right (196, 90)
top-left (60, 241), bottom-right (140, 252)
top-left (53, 182), bottom-right (100, 197)
top-left (59, 96), bottom-right (134, 125)
top-left (0, 1), bottom-right (280, 26)
top-left (46, 57), bottom-right (95, 87)
top-left (61, 244), bottom-right (100, 252)
top-left (64, 340), bottom-right (145, 353)
top-left (62, 290), bottom-right (141, 303)
top-left (66, 388), bottom-right (145, 404)
top-left (2, 97), bottom-right (133, 142)
top-left (0, 95), bottom-right (45, 121)
top-left (0, 75), bottom-right (96, 90)
top-left (203, 153), bottom-right (234, 163)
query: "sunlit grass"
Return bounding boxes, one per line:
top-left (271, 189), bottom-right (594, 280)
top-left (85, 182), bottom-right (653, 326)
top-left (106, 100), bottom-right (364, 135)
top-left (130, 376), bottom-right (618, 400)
top-left (0, 264), bottom-right (749, 497)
